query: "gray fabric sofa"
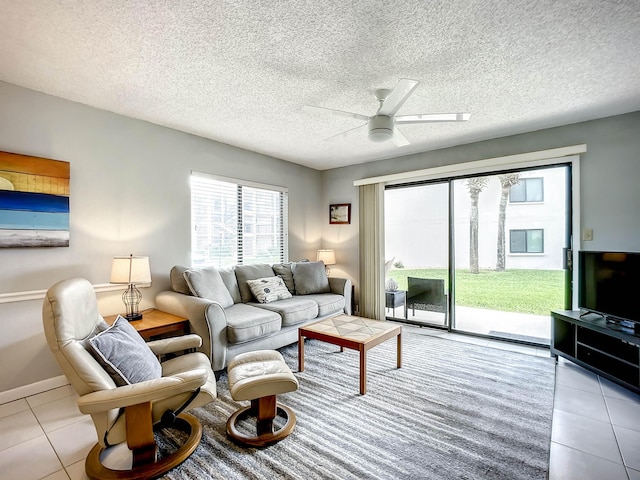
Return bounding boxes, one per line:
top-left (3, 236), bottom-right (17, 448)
top-left (156, 262), bottom-right (352, 371)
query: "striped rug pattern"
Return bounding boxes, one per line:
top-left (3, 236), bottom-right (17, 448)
top-left (164, 330), bottom-right (555, 479)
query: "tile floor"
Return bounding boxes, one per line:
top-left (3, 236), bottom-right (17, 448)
top-left (0, 327), bottom-right (638, 479)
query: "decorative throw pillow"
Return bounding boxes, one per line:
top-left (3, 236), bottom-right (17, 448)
top-left (218, 267), bottom-right (242, 304)
top-left (235, 264), bottom-right (277, 303)
top-left (246, 276), bottom-right (293, 304)
top-left (169, 265), bottom-right (192, 295)
top-left (292, 261), bottom-right (331, 295)
top-left (183, 267), bottom-right (234, 308)
top-left (272, 263), bottom-right (295, 293)
top-left (87, 316), bottom-right (162, 386)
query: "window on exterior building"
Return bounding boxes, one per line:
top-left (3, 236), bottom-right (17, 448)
top-left (509, 177), bottom-right (544, 203)
top-left (510, 229), bottom-right (544, 253)
top-left (190, 172), bottom-right (288, 267)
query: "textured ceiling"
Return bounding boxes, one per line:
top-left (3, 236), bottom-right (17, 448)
top-left (1, 1), bottom-right (639, 170)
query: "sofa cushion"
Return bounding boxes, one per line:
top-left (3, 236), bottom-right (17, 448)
top-left (272, 263), bottom-right (295, 293)
top-left (183, 267), bottom-right (234, 308)
top-left (170, 265), bottom-right (192, 295)
top-left (301, 293), bottom-right (346, 317)
top-left (87, 316), bottom-right (162, 386)
top-left (224, 303), bottom-right (282, 344)
top-left (292, 261), bottom-right (331, 295)
top-left (246, 276), bottom-right (293, 304)
top-left (235, 264), bottom-right (276, 303)
top-left (218, 267), bottom-right (241, 304)
top-left (252, 297), bottom-right (319, 326)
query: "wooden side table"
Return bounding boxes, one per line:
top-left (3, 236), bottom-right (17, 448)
top-left (104, 309), bottom-right (189, 341)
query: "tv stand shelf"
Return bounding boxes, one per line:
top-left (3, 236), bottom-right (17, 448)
top-left (551, 310), bottom-right (640, 393)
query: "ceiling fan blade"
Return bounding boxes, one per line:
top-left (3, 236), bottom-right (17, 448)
top-left (392, 128), bottom-right (410, 147)
top-left (377, 79), bottom-right (420, 116)
top-left (303, 105), bottom-right (369, 122)
top-left (325, 123), bottom-right (367, 141)
top-left (395, 113), bottom-right (471, 124)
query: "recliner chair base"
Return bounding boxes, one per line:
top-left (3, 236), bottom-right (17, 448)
top-left (85, 413), bottom-right (202, 480)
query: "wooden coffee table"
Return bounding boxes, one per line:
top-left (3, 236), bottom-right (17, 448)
top-left (298, 314), bottom-right (402, 395)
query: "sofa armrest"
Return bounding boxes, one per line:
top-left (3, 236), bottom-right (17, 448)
top-left (329, 277), bottom-right (352, 315)
top-left (156, 291), bottom-right (229, 371)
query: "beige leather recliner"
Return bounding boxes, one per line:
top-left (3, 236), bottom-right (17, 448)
top-left (42, 278), bottom-right (217, 480)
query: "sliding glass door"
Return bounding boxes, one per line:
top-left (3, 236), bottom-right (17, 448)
top-left (384, 182), bottom-right (449, 327)
top-left (451, 166), bottom-right (570, 343)
top-left (384, 164), bottom-right (572, 345)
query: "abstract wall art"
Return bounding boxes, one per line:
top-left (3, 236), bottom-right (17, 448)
top-left (0, 151), bottom-right (70, 247)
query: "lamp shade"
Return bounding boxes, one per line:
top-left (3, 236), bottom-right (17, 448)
top-left (316, 249), bottom-right (336, 266)
top-left (110, 255), bottom-right (151, 284)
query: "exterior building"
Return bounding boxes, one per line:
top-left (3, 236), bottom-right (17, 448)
top-left (386, 166), bottom-right (568, 271)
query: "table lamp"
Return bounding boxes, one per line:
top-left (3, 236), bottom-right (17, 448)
top-left (110, 254), bottom-right (151, 320)
top-left (316, 249), bottom-right (336, 276)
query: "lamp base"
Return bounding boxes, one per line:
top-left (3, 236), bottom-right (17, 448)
top-left (121, 283), bottom-right (143, 321)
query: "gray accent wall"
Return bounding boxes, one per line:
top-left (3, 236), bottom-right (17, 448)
top-left (0, 81), bottom-right (323, 392)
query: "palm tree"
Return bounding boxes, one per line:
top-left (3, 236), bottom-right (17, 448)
top-left (496, 173), bottom-right (521, 271)
top-left (465, 177), bottom-right (489, 274)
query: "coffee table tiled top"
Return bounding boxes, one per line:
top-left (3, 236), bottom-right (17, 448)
top-left (302, 315), bottom-right (399, 342)
top-left (298, 314), bottom-right (402, 394)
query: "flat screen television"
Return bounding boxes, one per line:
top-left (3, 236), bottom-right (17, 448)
top-left (578, 251), bottom-right (640, 324)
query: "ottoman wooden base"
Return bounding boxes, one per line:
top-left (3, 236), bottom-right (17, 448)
top-left (226, 395), bottom-right (296, 447)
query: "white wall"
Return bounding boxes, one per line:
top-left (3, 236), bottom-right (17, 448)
top-left (0, 81), bottom-right (324, 393)
top-left (322, 111), bottom-right (640, 306)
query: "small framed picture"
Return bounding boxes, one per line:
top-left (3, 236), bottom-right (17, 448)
top-left (329, 203), bottom-right (351, 224)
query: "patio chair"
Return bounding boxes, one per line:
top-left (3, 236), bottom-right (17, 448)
top-left (405, 277), bottom-right (447, 319)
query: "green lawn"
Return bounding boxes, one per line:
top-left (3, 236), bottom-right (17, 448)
top-left (388, 268), bottom-right (565, 316)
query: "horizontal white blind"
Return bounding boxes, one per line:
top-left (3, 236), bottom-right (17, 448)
top-left (191, 174), bottom-right (288, 268)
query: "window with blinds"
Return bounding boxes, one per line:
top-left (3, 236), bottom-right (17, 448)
top-left (190, 172), bottom-right (288, 267)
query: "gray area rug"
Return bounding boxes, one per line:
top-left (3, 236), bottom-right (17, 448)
top-left (163, 330), bottom-right (555, 479)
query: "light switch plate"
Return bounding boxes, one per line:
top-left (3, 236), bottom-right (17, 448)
top-left (582, 229), bottom-right (593, 241)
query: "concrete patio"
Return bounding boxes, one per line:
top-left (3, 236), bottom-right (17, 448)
top-left (388, 303), bottom-right (551, 345)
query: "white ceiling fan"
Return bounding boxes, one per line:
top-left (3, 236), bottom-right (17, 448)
top-left (303, 78), bottom-right (470, 147)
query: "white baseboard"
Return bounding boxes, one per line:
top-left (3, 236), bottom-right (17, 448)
top-left (0, 375), bottom-right (69, 405)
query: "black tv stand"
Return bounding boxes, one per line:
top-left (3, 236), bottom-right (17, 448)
top-left (551, 310), bottom-right (640, 394)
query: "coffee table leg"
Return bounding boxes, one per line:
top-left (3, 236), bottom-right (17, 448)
top-left (397, 332), bottom-right (402, 368)
top-left (360, 347), bottom-right (366, 395)
top-left (298, 332), bottom-right (305, 372)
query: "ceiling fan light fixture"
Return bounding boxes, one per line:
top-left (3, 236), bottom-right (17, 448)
top-left (368, 115), bottom-right (393, 142)
top-left (369, 130), bottom-right (393, 142)
top-left (304, 78), bottom-right (470, 147)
